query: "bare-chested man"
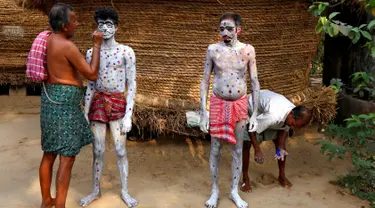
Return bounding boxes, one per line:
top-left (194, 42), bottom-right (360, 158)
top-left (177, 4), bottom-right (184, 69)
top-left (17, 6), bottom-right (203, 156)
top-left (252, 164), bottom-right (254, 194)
top-left (240, 90), bottom-right (312, 192)
top-left (200, 12), bottom-right (260, 208)
top-left (38, 3), bottom-right (102, 208)
top-left (79, 8), bottom-right (137, 208)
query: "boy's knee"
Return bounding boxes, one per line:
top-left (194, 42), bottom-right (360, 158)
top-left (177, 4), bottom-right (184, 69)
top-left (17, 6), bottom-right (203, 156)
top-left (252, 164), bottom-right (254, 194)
top-left (94, 146), bottom-right (105, 156)
top-left (115, 145), bottom-right (126, 157)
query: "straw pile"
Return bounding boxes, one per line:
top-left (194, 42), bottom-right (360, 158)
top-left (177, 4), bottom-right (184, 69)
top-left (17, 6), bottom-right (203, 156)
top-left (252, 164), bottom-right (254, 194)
top-left (1, 0), bottom-right (321, 135)
top-left (287, 86), bottom-right (338, 124)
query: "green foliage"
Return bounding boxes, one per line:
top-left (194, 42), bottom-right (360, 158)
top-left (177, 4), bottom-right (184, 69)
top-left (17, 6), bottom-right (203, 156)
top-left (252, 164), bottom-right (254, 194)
top-left (317, 113), bottom-right (375, 206)
top-left (350, 72), bottom-right (375, 100)
top-left (329, 78), bottom-right (344, 92)
top-left (311, 35), bottom-right (324, 75)
top-left (309, 1), bottom-right (375, 57)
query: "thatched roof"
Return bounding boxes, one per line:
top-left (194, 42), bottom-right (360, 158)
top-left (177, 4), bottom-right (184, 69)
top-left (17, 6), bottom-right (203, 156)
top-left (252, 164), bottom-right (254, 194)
top-left (1, 0), bottom-right (320, 135)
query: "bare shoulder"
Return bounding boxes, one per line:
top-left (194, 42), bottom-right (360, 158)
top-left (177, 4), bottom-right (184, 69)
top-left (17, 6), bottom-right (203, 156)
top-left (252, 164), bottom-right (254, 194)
top-left (64, 39), bottom-right (77, 49)
top-left (243, 43), bottom-right (256, 59)
top-left (244, 43), bottom-right (255, 52)
top-left (62, 39), bottom-right (81, 55)
top-left (210, 43), bottom-right (224, 50)
top-left (207, 43), bottom-right (220, 57)
top-left (118, 44), bottom-right (135, 56)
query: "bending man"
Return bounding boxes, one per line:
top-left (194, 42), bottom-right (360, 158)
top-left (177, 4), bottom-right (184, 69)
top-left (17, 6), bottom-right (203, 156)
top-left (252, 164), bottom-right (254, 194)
top-left (241, 90), bottom-right (312, 192)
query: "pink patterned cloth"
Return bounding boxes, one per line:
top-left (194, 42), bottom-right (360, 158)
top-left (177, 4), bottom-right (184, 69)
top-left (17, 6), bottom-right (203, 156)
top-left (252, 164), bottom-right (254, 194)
top-left (209, 93), bottom-right (248, 144)
top-left (26, 30), bottom-right (51, 82)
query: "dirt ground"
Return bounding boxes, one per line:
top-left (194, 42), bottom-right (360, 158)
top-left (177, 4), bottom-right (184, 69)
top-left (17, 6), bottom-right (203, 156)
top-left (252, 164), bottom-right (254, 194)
top-left (0, 113), bottom-right (370, 208)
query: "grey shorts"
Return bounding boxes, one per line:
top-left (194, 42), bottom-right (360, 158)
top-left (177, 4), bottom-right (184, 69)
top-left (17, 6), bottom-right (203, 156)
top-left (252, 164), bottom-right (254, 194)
top-left (244, 127), bottom-right (279, 144)
top-left (244, 123), bottom-right (291, 145)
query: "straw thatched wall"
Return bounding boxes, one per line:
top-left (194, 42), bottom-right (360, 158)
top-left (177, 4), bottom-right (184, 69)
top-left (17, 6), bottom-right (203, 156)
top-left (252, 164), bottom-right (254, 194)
top-left (1, 0), bottom-right (319, 135)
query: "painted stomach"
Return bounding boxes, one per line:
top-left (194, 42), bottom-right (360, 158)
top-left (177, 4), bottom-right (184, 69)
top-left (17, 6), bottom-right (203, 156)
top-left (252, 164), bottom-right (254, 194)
top-left (212, 77), bottom-right (247, 101)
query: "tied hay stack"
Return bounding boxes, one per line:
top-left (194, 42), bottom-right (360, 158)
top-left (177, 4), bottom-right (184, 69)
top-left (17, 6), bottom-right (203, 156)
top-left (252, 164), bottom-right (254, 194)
top-left (0, 0), bottom-right (49, 85)
top-left (2, 0), bottom-right (321, 136)
top-left (287, 86), bottom-right (338, 125)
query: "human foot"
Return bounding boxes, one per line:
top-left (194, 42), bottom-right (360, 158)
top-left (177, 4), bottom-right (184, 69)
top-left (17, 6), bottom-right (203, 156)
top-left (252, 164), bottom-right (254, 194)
top-left (278, 176), bottom-right (293, 188)
top-left (40, 198), bottom-right (55, 208)
top-left (121, 191), bottom-right (138, 207)
top-left (240, 181), bottom-right (252, 193)
top-left (229, 192), bottom-right (248, 208)
top-left (254, 149), bottom-right (264, 164)
top-left (274, 148), bottom-right (289, 161)
top-left (205, 190), bottom-right (219, 208)
top-left (79, 191), bottom-right (101, 207)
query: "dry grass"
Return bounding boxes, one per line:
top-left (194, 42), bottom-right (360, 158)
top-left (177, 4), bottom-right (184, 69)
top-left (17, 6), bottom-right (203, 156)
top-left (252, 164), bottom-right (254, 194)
top-left (287, 86), bottom-right (337, 124)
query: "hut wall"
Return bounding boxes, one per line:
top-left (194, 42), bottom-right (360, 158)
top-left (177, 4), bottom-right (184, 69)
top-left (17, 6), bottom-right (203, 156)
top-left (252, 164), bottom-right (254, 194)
top-left (1, 0), bottom-right (318, 99)
top-left (0, 0), bottom-right (319, 135)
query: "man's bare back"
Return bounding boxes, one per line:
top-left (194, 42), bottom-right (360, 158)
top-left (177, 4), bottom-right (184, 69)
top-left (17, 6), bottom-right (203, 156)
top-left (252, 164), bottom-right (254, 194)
top-left (47, 35), bottom-right (83, 87)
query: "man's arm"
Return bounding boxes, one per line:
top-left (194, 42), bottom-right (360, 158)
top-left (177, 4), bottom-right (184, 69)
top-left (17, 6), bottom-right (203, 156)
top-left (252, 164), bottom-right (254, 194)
top-left (200, 46), bottom-right (213, 114)
top-left (65, 31), bottom-right (102, 81)
top-left (124, 47), bottom-right (136, 122)
top-left (247, 45), bottom-right (260, 119)
top-left (276, 130), bottom-right (288, 150)
top-left (275, 130), bottom-right (289, 161)
top-left (84, 49), bottom-right (96, 120)
top-left (249, 132), bottom-right (261, 152)
top-left (199, 46), bottom-right (214, 132)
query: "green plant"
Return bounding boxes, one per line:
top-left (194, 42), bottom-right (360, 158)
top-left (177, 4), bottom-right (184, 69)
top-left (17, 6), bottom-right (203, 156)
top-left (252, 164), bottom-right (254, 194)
top-left (311, 35), bottom-right (325, 75)
top-left (351, 72), bottom-right (375, 99)
top-left (309, 1), bottom-right (375, 57)
top-left (317, 113), bottom-right (375, 207)
top-left (329, 78), bottom-right (344, 92)
top-left (317, 113), bottom-right (375, 208)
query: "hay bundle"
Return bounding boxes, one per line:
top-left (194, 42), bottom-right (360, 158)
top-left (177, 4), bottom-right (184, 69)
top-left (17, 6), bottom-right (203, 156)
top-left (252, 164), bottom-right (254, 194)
top-left (287, 86), bottom-right (338, 124)
top-left (133, 105), bottom-right (203, 137)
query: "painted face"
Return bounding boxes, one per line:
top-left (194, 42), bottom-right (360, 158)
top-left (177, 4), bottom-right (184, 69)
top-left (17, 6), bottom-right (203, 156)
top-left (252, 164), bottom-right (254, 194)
top-left (220, 19), bottom-right (237, 44)
top-left (97, 19), bottom-right (116, 40)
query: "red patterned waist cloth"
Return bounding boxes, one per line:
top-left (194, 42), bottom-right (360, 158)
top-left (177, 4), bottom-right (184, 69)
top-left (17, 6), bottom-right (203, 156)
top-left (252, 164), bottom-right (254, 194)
top-left (88, 91), bottom-right (126, 123)
top-left (209, 93), bottom-right (248, 144)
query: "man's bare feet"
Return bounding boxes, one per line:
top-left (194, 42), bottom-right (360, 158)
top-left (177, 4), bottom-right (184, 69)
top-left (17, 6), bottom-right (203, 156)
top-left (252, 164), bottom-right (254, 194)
top-left (79, 191), bottom-right (101, 207)
top-left (278, 176), bottom-right (293, 188)
top-left (205, 189), bottom-right (219, 208)
top-left (41, 198), bottom-right (55, 208)
top-left (240, 181), bottom-right (252, 193)
top-left (121, 191), bottom-right (138, 207)
top-left (254, 149), bottom-right (264, 164)
top-left (229, 191), bottom-right (248, 208)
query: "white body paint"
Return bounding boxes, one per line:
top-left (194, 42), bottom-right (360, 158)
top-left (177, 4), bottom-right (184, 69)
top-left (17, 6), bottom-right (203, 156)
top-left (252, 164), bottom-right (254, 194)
top-left (80, 17), bottom-right (137, 207)
top-left (200, 18), bottom-right (260, 208)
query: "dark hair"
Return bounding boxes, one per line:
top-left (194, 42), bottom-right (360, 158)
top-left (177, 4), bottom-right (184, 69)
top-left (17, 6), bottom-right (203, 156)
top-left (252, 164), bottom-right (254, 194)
top-left (48, 3), bottom-right (73, 32)
top-left (94, 8), bottom-right (118, 25)
top-left (219, 12), bottom-right (242, 26)
top-left (292, 106), bottom-right (312, 123)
